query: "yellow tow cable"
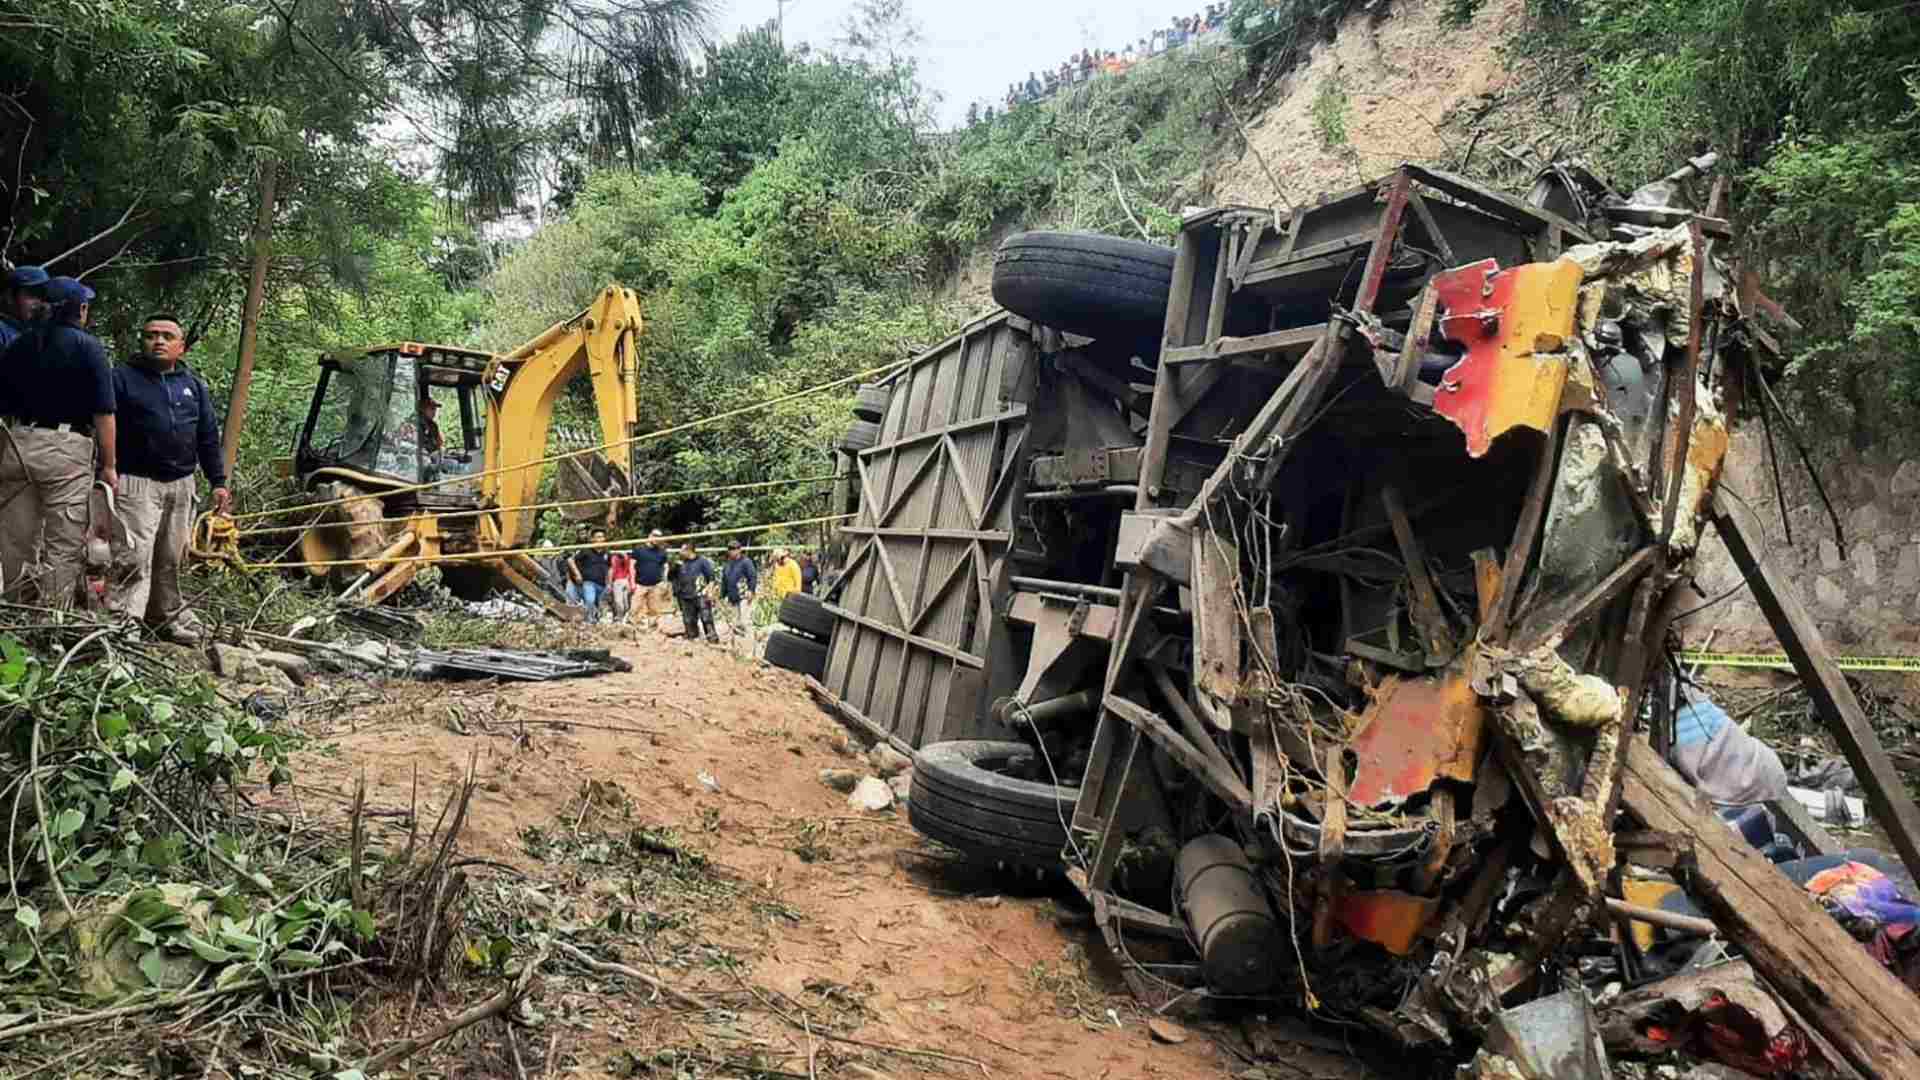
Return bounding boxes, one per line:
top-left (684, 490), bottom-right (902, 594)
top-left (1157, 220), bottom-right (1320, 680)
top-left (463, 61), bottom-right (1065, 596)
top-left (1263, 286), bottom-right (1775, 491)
top-left (227, 357), bottom-right (907, 525)
top-left (225, 473), bottom-right (840, 539)
top-left (215, 513), bottom-right (855, 571)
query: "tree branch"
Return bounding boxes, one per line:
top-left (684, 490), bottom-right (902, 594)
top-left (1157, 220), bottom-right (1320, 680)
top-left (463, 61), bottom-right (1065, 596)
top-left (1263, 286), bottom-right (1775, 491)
top-left (1106, 163), bottom-right (1152, 241)
top-left (41, 194), bottom-right (147, 270)
top-left (361, 948), bottom-right (544, 1073)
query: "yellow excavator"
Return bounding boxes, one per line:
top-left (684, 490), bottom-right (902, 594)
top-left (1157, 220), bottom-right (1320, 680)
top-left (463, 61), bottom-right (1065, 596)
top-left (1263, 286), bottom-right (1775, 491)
top-left (271, 285), bottom-right (643, 613)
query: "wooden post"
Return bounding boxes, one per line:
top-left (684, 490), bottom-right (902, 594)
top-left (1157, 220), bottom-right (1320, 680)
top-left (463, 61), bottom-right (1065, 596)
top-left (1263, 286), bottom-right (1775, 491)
top-left (221, 157), bottom-right (278, 482)
top-left (1711, 489), bottom-right (1920, 884)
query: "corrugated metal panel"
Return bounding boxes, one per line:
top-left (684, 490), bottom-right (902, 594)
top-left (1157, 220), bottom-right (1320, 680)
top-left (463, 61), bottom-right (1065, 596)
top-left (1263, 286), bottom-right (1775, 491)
top-left (897, 651), bottom-right (935, 746)
top-left (869, 636), bottom-right (908, 730)
top-left (921, 548), bottom-right (972, 648)
top-left (825, 309), bottom-right (1032, 750)
top-left (844, 624), bottom-right (882, 707)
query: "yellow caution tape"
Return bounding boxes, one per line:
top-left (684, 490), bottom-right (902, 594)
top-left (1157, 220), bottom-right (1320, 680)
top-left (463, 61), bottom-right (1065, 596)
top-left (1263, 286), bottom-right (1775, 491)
top-left (228, 473), bottom-right (840, 539)
top-left (222, 512), bottom-right (855, 572)
top-left (1678, 650), bottom-right (1920, 674)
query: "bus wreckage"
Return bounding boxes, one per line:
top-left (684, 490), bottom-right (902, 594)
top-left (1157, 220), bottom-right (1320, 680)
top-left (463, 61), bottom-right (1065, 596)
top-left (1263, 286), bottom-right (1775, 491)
top-left (806, 158), bottom-right (1920, 1077)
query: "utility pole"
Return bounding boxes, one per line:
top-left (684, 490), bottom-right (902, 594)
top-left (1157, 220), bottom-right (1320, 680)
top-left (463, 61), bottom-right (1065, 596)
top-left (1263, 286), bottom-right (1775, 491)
top-left (777, 0), bottom-right (796, 49)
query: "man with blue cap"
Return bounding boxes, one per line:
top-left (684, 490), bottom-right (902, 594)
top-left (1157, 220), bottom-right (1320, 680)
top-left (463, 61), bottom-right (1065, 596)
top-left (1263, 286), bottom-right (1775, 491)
top-left (0, 275), bottom-right (117, 608)
top-left (0, 265), bottom-right (49, 350)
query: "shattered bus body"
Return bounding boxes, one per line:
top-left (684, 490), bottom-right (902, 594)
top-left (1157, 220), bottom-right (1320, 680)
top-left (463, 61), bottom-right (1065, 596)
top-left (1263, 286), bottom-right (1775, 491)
top-left (811, 163), bottom-right (1920, 1074)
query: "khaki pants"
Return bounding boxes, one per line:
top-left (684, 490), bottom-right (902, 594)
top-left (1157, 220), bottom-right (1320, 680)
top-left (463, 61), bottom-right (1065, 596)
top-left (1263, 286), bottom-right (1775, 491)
top-left (726, 596), bottom-right (757, 659)
top-left (638, 581), bottom-right (671, 619)
top-left (0, 426), bottom-right (95, 608)
top-left (110, 473), bottom-right (196, 625)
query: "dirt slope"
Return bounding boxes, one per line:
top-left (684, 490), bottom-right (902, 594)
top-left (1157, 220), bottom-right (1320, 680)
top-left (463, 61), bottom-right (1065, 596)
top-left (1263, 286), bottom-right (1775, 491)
top-left (1211, 0), bottom-right (1530, 209)
top-left (281, 638), bottom-right (1388, 1079)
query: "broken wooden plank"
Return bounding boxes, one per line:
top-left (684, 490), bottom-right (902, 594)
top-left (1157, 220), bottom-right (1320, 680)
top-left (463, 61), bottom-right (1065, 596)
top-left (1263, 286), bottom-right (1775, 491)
top-left (1658, 222), bottom-right (1707, 548)
top-left (1313, 744), bottom-right (1349, 948)
top-left (1381, 485), bottom-right (1454, 663)
top-left (1471, 547), bottom-right (1502, 627)
top-left (1711, 489), bottom-right (1920, 884)
top-left (1511, 545), bottom-right (1660, 653)
top-left (1103, 693), bottom-right (1255, 813)
top-left (1392, 283), bottom-right (1440, 395)
top-left (1162, 325), bottom-right (1326, 366)
top-left (1486, 418), bottom-right (1564, 645)
top-left (1620, 737), bottom-right (1920, 1079)
top-left (1403, 163), bottom-right (1593, 243)
top-left (1769, 794), bottom-right (1842, 858)
top-left (1190, 528), bottom-right (1243, 705)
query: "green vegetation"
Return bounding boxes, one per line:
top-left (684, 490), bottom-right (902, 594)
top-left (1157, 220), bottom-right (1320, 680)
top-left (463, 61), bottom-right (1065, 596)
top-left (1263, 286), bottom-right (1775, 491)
top-left (1533, 0), bottom-right (1920, 441)
top-left (1311, 74), bottom-right (1350, 150)
top-left (3, 2), bottom-right (1252, 544)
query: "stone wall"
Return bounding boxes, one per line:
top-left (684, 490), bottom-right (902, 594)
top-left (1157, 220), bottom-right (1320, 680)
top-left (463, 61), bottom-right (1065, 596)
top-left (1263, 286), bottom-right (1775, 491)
top-left (1683, 429), bottom-right (1920, 652)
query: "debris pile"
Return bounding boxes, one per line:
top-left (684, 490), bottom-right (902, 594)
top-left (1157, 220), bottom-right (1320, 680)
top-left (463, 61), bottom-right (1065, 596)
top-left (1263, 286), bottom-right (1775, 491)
top-left (816, 158), bottom-right (1920, 1078)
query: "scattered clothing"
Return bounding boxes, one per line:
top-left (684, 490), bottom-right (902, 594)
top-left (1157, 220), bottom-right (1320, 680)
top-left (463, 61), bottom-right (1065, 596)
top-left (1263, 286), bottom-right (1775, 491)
top-left (1672, 694), bottom-right (1788, 807)
top-left (1805, 857), bottom-right (1920, 991)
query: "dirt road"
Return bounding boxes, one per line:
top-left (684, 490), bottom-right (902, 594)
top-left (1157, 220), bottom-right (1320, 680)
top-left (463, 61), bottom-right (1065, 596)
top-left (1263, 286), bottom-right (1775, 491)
top-left (286, 634), bottom-right (1386, 1079)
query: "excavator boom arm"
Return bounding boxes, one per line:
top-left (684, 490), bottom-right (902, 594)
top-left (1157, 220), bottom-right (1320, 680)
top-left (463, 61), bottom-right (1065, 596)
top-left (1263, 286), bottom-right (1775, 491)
top-left (481, 285), bottom-right (644, 548)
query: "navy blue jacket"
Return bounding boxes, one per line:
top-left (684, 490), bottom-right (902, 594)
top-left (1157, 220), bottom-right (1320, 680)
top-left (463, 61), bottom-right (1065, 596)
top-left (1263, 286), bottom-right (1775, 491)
top-left (112, 361), bottom-right (226, 487)
top-left (630, 545), bottom-right (670, 587)
top-left (0, 322), bottom-right (115, 430)
top-left (671, 556), bottom-right (716, 600)
top-left (721, 554), bottom-right (759, 604)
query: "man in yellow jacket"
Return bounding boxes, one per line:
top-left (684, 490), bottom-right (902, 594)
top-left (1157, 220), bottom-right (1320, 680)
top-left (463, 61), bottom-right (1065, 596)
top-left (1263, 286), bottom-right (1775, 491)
top-left (770, 548), bottom-right (803, 599)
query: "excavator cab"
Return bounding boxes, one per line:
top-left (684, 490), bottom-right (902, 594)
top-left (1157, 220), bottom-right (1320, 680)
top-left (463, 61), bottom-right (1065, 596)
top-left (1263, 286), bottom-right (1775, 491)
top-left (295, 343), bottom-right (494, 505)
top-left (267, 286), bottom-right (644, 612)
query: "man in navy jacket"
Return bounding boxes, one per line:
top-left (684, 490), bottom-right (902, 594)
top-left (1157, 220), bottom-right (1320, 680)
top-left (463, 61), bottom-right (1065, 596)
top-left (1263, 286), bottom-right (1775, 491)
top-left (110, 314), bottom-right (228, 641)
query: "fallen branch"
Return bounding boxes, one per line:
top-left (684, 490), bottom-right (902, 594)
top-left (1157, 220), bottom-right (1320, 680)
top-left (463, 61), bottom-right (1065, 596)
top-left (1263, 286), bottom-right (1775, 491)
top-left (555, 940), bottom-right (712, 1010)
top-left (1106, 163), bottom-right (1152, 241)
top-left (0, 959), bottom-right (370, 1044)
top-left (361, 949), bottom-right (543, 1073)
top-left (735, 973), bottom-right (990, 1076)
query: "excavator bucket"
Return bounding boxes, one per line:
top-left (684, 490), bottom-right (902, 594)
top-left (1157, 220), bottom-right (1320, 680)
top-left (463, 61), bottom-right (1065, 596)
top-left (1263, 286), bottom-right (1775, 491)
top-left (553, 450), bottom-right (631, 525)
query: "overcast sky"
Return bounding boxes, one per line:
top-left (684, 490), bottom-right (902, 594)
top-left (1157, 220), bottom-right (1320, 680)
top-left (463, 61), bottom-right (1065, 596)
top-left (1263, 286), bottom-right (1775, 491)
top-left (716, 0), bottom-right (1203, 127)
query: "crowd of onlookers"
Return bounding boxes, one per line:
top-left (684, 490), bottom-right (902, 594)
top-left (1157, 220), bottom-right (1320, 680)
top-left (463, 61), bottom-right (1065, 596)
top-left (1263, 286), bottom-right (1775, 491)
top-left (966, 3), bottom-right (1233, 125)
top-left (543, 529), bottom-right (820, 659)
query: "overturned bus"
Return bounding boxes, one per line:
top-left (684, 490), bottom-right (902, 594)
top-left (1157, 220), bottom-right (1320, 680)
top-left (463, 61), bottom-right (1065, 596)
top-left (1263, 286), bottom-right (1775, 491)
top-left (804, 160), bottom-right (1920, 1066)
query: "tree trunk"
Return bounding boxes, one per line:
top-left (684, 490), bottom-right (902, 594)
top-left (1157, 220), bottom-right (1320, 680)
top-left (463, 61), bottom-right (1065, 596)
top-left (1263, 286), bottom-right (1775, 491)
top-left (221, 157), bottom-right (278, 483)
